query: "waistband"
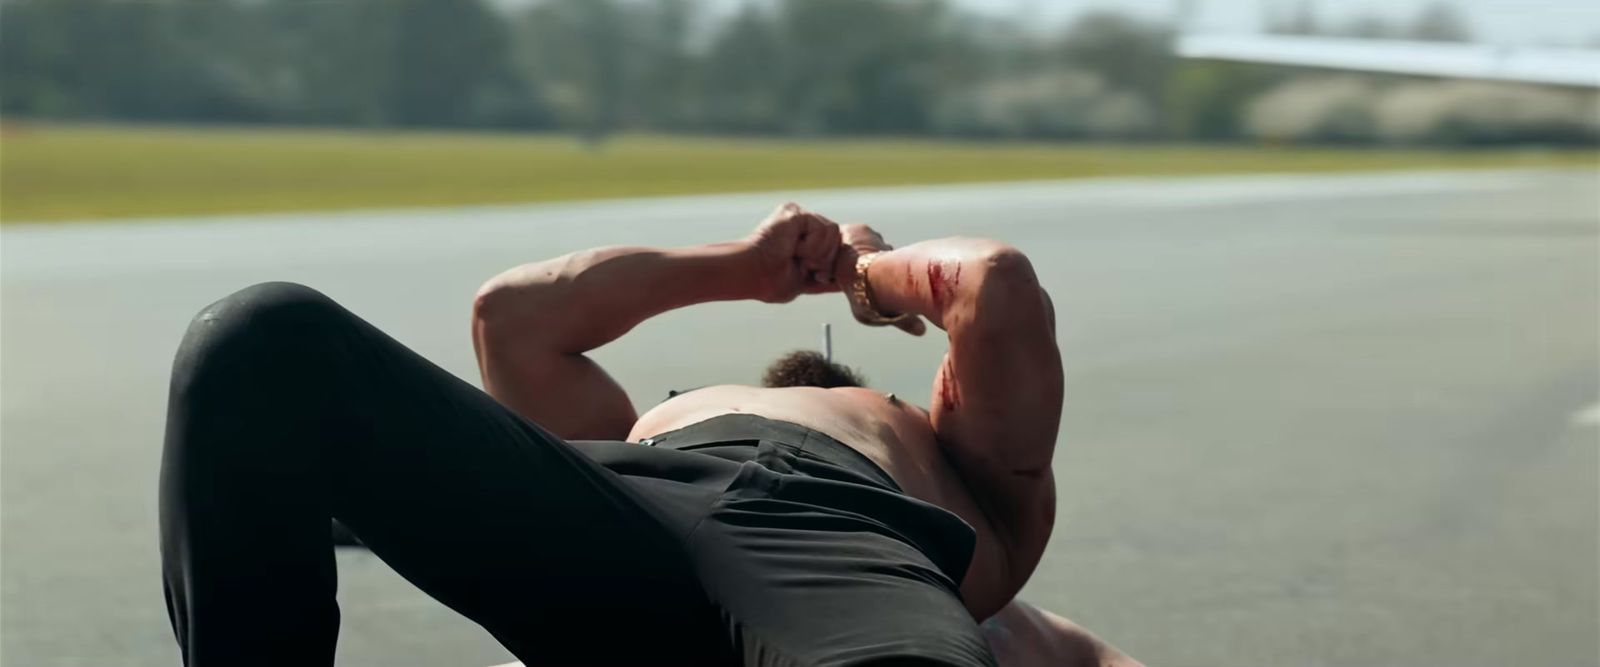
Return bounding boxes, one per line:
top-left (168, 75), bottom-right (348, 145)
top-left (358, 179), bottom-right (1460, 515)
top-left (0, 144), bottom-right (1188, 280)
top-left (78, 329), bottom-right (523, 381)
top-left (642, 413), bottom-right (976, 586)
top-left (640, 414), bottom-right (902, 494)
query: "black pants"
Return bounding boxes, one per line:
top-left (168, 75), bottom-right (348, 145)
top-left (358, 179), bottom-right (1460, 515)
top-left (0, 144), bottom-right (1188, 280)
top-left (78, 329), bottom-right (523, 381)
top-left (160, 282), bottom-right (994, 666)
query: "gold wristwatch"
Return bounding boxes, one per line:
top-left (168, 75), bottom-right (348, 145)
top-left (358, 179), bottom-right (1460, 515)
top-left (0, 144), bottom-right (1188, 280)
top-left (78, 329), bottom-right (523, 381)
top-left (848, 252), bottom-right (913, 326)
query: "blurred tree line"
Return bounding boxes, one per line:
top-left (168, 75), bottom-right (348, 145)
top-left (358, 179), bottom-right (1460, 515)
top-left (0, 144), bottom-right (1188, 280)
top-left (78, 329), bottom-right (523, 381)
top-left (2, 0), bottom-right (1594, 144)
top-left (1244, 1), bottom-right (1598, 145)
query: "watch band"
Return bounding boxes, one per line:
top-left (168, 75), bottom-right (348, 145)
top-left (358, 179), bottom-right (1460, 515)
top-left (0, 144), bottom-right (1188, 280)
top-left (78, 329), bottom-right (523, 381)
top-left (850, 252), bottom-right (913, 326)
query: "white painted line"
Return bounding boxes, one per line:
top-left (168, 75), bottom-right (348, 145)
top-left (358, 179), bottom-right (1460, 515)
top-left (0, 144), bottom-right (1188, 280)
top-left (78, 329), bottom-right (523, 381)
top-left (1573, 402), bottom-right (1600, 427)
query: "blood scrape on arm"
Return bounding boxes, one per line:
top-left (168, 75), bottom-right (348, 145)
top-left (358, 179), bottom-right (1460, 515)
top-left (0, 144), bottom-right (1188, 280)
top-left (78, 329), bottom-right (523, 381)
top-left (850, 237), bottom-right (1063, 617)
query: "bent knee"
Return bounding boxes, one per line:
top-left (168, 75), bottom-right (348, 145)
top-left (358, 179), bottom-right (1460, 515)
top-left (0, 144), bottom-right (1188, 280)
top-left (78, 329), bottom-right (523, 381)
top-left (196, 281), bottom-right (338, 327)
top-left (171, 282), bottom-right (346, 393)
top-left (184, 281), bottom-right (344, 342)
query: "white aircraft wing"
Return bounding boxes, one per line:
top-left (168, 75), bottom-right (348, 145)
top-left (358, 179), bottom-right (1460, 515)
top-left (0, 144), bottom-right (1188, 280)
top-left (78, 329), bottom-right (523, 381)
top-left (1177, 34), bottom-right (1600, 88)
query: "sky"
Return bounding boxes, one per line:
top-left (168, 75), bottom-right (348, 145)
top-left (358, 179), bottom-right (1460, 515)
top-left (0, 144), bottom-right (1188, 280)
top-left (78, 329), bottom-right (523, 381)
top-left (960, 0), bottom-right (1600, 46)
top-left (493, 0), bottom-right (1600, 47)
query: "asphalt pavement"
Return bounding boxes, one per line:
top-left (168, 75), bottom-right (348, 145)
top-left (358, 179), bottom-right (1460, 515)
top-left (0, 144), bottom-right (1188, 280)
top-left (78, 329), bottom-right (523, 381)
top-left (3, 169), bottom-right (1596, 666)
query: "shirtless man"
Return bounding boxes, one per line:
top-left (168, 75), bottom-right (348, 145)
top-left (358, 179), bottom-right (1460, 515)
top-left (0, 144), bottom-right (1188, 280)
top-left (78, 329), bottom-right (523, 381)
top-left (158, 204), bottom-right (1135, 666)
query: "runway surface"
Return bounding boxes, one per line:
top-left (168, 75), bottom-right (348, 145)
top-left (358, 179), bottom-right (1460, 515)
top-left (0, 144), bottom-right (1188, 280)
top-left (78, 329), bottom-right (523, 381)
top-left (3, 169), bottom-right (1597, 666)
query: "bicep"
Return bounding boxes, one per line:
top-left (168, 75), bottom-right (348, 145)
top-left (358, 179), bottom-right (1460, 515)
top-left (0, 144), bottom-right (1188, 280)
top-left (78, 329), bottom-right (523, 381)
top-left (474, 323), bottom-right (638, 441)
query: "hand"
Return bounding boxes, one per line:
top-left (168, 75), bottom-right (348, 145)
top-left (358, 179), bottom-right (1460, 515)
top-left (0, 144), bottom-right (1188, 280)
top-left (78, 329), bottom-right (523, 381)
top-left (833, 223), bottom-right (927, 337)
top-left (843, 222), bottom-right (891, 255)
top-left (829, 223), bottom-right (890, 285)
top-left (744, 202), bottom-right (843, 304)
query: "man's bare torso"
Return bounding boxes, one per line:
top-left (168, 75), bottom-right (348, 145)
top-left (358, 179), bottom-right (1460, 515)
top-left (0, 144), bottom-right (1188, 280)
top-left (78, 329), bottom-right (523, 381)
top-left (463, 204), bottom-right (1145, 664)
top-left (630, 384), bottom-right (1010, 612)
top-left (472, 207), bottom-right (1062, 619)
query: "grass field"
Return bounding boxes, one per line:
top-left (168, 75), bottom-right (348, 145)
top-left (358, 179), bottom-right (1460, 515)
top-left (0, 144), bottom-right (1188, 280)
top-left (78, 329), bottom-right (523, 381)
top-left (2, 123), bottom-right (1595, 223)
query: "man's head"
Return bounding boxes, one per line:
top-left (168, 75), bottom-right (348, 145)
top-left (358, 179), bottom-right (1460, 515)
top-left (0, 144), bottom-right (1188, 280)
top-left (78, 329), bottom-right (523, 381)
top-left (762, 350), bottom-right (866, 389)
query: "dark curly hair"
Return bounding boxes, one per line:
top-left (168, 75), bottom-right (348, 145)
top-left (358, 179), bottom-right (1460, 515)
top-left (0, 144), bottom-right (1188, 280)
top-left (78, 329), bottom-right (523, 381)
top-left (761, 350), bottom-right (866, 389)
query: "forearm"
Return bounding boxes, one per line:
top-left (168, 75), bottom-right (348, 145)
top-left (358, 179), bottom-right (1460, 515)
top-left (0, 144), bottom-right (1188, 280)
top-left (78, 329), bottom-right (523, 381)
top-left (858, 236), bottom-right (1060, 476)
top-left (474, 241), bottom-right (757, 355)
top-left (853, 237), bottom-right (1028, 333)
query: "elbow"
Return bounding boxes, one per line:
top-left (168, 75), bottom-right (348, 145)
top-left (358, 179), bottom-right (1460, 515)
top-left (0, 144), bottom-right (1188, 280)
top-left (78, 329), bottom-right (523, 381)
top-left (951, 244), bottom-right (1053, 338)
top-left (472, 256), bottom-right (580, 339)
top-left (472, 260), bottom-right (561, 334)
top-left (471, 279), bottom-right (513, 340)
top-left (971, 245), bottom-right (1043, 306)
top-left (471, 282), bottom-right (510, 362)
top-left (976, 245), bottom-right (1036, 286)
top-left (471, 276), bottom-right (544, 353)
top-left (472, 268), bottom-right (575, 358)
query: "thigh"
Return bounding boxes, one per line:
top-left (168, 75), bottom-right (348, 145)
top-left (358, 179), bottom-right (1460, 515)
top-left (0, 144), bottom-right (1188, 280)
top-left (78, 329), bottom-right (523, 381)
top-left (688, 464), bottom-right (996, 667)
top-left (171, 283), bottom-right (728, 664)
top-left (312, 299), bottom-right (729, 663)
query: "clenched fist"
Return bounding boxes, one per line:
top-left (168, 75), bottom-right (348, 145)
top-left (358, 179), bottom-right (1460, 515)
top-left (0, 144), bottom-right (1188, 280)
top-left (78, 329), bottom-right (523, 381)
top-left (743, 202), bottom-right (843, 304)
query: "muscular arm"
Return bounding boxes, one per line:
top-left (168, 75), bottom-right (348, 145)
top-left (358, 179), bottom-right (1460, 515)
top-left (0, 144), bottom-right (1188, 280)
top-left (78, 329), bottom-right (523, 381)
top-left (471, 203), bottom-right (841, 440)
top-left (850, 238), bottom-right (1063, 617)
top-left (472, 242), bottom-right (758, 439)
